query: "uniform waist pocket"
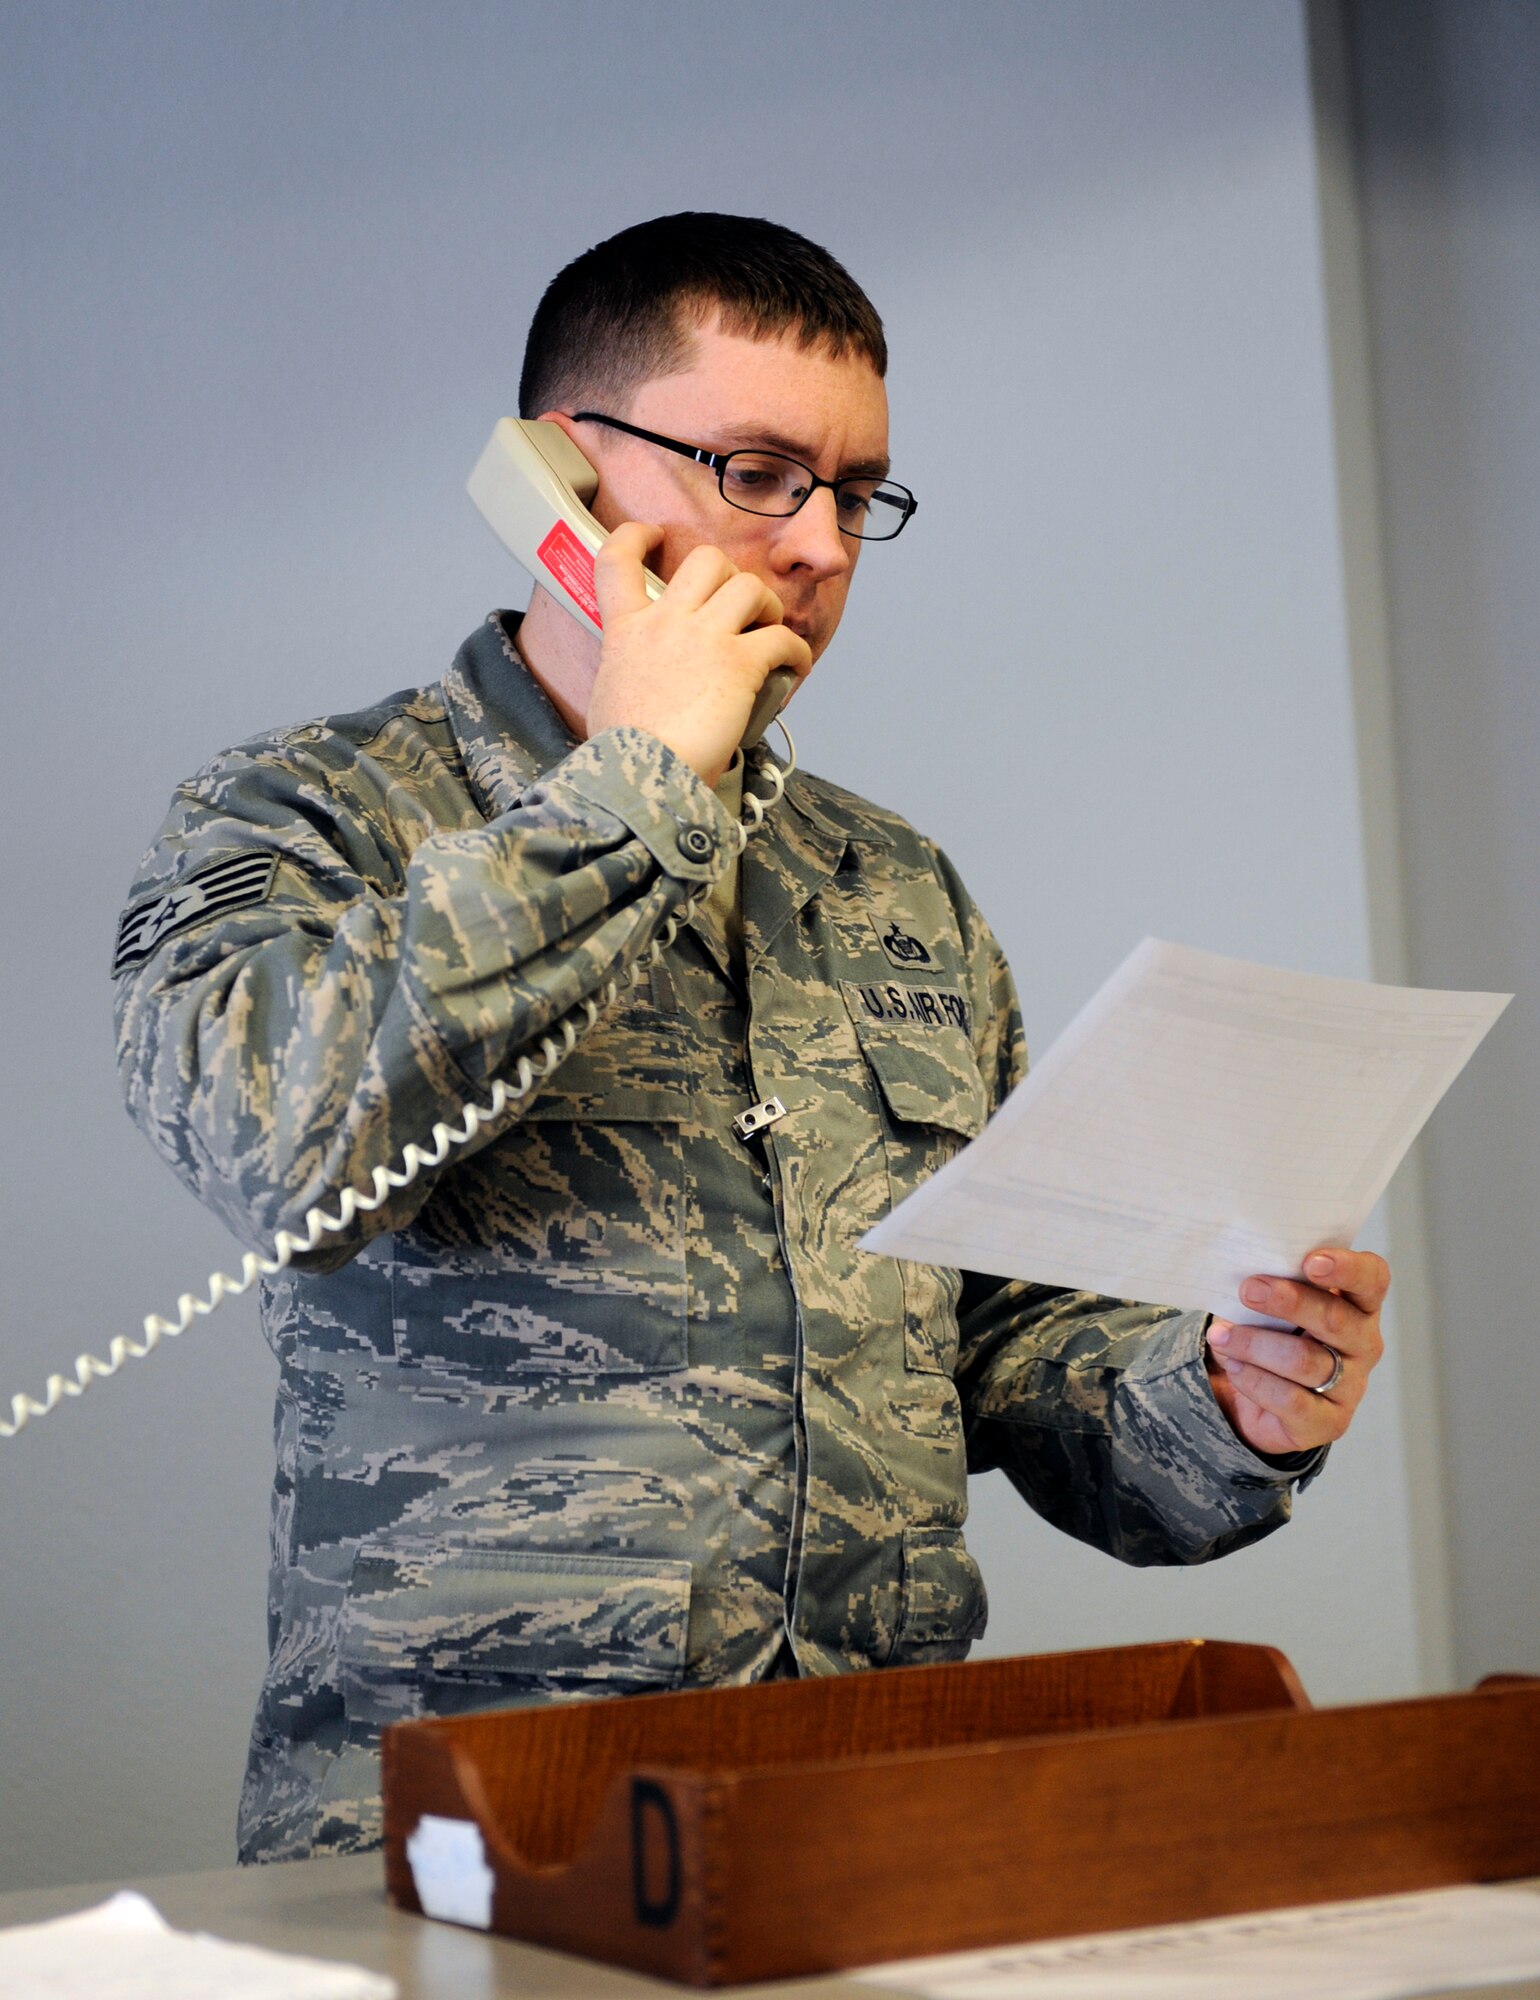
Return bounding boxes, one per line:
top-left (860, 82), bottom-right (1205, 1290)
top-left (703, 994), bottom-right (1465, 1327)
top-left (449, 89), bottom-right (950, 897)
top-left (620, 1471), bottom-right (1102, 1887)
top-left (315, 1544), bottom-right (691, 1841)
top-left (891, 1527), bottom-right (988, 1665)
top-left (337, 1543), bottom-right (692, 1703)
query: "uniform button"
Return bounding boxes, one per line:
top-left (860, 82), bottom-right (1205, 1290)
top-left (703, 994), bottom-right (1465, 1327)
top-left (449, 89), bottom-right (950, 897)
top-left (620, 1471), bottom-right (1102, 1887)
top-left (677, 825), bottom-right (717, 864)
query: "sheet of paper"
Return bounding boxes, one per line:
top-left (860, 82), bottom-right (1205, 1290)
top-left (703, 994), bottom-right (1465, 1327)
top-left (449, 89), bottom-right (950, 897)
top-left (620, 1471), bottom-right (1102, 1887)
top-left (862, 939), bottom-right (1508, 1323)
top-left (857, 1886), bottom-right (1540, 2000)
top-left (0, 1889), bottom-right (398, 1999)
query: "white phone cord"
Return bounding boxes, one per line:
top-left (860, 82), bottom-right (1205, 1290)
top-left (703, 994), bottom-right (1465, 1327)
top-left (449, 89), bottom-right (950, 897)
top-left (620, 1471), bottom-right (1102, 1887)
top-left (1, 730), bottom-right (794, 1440)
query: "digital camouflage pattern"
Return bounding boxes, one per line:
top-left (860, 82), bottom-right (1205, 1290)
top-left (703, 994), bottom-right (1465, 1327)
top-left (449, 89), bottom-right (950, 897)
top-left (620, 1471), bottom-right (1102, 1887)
top-left (114, 614), bottom-right (1319, 1864)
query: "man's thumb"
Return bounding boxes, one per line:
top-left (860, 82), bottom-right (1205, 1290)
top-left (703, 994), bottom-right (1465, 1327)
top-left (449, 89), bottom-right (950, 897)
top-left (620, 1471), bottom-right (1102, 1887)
top-left (593, 522), bottom-right (664, 624)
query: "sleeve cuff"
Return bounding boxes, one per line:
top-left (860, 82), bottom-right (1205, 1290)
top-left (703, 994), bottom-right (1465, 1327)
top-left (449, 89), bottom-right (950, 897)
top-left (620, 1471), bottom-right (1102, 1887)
top-left (546, 727), bottom-right (737, 886)
top-left (1123, 1310), bottom-right (1327, 1490)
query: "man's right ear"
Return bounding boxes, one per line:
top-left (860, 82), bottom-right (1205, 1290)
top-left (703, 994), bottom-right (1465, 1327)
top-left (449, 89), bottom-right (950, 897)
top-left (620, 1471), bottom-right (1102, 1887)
top-left (537, 409), bottom-right (585, 446)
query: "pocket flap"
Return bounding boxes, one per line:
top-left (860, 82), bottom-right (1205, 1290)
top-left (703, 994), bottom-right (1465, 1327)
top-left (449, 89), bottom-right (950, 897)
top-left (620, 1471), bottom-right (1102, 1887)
top-left (845, 1002), bottom-right (987, 1139)
top-left (338, 1544), bottom-right (691, 1686)
top-left (898, 1528), bottom-right (989, 1652)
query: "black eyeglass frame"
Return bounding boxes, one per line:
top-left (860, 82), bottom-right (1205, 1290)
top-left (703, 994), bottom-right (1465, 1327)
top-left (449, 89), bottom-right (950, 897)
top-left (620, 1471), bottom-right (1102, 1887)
top-left (571, 411), bottom-right (917, 541)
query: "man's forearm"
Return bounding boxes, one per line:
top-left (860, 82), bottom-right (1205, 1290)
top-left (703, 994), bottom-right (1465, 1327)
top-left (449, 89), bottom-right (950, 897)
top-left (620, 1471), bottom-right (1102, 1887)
top-left (114, 726), bottom-right (733, 1265)
top-left (957, 1282), bottom-right (1322, 1565)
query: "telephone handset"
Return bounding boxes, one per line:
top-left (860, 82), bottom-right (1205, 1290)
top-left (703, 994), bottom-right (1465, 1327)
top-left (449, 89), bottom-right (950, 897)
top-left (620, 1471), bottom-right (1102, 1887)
top-left (468, 419), bottom-right (797, 750)
top-left (2, 427), bottom-right (799, 1440)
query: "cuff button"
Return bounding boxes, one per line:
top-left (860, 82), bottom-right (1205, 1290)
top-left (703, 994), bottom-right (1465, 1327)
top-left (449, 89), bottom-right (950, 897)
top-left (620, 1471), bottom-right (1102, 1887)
top-left (677, 825), bottom-right (717, 864)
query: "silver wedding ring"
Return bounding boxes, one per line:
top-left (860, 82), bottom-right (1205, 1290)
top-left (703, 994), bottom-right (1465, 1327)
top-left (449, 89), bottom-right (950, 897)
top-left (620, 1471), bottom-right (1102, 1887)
top-left (1310, 1343), bottom-right (1345, 1396)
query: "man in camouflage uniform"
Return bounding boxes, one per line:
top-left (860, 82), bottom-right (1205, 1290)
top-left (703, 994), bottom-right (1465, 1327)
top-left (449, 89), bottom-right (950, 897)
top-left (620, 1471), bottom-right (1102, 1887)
top-left (113, 215), bottom-right (1389, 1863)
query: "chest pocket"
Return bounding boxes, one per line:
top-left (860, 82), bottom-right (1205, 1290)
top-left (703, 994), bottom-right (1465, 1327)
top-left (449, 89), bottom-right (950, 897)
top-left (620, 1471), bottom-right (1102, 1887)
top-left (396, 1006), bottom-right (696, 1381)
top-left (847, 1003), bottom-right (987, 1377)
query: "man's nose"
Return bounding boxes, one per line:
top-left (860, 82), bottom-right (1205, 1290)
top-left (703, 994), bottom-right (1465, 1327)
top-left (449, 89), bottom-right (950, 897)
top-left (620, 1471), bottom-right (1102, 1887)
top-left (771, 487), bottom-right (853, 582)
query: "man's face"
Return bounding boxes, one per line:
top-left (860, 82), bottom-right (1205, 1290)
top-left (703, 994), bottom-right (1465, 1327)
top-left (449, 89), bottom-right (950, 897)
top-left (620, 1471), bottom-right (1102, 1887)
top-left (543, 314), bottom-right (891, 664)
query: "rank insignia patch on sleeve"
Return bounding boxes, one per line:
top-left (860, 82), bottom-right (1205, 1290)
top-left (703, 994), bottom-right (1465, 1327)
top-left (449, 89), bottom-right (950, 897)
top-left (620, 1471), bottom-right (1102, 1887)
top-left (112, 851), bottom-right (278, 976)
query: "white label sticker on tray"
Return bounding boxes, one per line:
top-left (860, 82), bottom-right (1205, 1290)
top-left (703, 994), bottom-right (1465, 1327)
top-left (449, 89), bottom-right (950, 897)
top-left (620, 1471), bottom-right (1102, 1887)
top-left (406, 1814), bottom-right (495, 1930)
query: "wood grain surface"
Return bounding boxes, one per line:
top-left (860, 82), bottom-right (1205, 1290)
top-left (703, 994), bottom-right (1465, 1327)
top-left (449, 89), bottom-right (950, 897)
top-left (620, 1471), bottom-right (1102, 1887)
top-left (381, 1642), bottom-right (1540, 1986)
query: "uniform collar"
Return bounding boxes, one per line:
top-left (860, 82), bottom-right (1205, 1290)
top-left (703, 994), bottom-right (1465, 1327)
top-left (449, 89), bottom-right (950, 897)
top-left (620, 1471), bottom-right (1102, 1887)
top-left (441, 612), bottom-right (577, 820)
top-left (781, 770), bottom-right (895, 850)
top-left (742, 762), bottom-right (891, 967)
top-left (441, 609), bottom-right (896, 865)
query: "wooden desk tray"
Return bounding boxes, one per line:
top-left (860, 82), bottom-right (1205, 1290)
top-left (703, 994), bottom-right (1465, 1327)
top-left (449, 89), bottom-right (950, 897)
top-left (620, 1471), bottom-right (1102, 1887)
top-left (381, 1638), bottom-right (1540, 1986)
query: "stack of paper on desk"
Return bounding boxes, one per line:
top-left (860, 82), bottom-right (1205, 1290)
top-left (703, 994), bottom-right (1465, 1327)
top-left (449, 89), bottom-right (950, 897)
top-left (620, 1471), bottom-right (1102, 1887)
top-left (862, 939), bottom-right (1508, 1325)
top-left (856, 1885), bottom-right (1540, 2000)
top-left (0, 1890), bottom-right (395, 1999)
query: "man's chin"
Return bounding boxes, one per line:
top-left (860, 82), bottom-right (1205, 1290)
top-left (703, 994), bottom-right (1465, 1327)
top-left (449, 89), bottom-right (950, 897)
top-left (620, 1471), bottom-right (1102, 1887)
top-left (790, 620), bottom-right (832, 663)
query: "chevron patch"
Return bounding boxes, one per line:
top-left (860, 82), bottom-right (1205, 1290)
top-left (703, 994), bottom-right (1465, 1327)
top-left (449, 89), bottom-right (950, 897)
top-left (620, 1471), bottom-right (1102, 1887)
top-left (113, 851), bottom-right (278, 976)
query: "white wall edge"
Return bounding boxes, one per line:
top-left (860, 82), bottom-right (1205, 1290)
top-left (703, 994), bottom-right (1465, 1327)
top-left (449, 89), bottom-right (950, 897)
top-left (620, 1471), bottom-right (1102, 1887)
top-left (1305, 0), bottom-right (1455, 1692)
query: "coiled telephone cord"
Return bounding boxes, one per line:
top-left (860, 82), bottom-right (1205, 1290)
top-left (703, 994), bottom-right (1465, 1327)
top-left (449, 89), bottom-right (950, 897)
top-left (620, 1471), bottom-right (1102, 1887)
top-left (1, 731), bottom-right (794, 1439)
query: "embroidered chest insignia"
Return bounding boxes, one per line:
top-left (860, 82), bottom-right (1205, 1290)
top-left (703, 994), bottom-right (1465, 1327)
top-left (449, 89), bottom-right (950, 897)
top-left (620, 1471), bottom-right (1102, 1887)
top-left (113, 852), bottom-right (278, 976)
top-left (875, 918), bottom-right (935, 970)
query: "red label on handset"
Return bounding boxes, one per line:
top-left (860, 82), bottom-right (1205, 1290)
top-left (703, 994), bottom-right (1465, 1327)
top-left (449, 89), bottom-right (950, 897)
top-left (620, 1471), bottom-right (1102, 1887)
top-left (537, 520), bottom-right (602, 627)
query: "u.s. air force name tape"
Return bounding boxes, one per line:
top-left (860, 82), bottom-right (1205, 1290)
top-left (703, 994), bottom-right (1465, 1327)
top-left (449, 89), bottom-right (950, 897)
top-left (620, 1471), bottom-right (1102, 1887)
top-left (841, 978), bottom-right (972, 1035)
top-left (113, 851), bottom-right (278, 976)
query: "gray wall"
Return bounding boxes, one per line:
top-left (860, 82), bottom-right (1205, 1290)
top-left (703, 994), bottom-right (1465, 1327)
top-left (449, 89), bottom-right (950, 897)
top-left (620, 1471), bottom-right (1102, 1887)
top-left (1331, 0), bottom-right (1540, 1681)
top-left (1, 0), bottom-right (1429, 1892)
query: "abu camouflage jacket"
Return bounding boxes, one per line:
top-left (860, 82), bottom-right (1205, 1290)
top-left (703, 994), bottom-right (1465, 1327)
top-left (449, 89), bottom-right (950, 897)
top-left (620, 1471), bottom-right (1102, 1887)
top-left (114, 614), bottom-right (1317, 1864)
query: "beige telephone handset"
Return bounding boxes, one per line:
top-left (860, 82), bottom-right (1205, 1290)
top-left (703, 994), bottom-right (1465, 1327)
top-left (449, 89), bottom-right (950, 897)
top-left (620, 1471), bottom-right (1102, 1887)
top-left (468, 419), bottom-right (796, 748)
top-left (2, 427), bottom-right (797, 1440)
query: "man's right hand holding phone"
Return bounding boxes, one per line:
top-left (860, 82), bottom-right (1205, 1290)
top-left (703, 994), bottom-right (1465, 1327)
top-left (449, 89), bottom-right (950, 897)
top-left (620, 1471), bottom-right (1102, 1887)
top-left (587, 522), bottom-right (811, 787)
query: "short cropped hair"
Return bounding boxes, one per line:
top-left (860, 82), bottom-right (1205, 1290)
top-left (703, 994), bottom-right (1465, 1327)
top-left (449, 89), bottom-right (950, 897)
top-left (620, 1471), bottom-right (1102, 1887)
top-left (518, 212), bottom-right (887, 419)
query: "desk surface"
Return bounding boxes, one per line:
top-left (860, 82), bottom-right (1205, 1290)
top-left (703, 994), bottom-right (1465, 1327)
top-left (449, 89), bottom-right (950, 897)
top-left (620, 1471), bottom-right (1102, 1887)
top-left (4, 1855), bottom-right (1540, 1998)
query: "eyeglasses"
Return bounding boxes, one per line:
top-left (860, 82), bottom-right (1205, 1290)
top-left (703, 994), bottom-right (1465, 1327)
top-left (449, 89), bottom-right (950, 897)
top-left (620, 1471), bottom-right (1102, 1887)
top-left (572, 411), bottom-right (917, 542)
